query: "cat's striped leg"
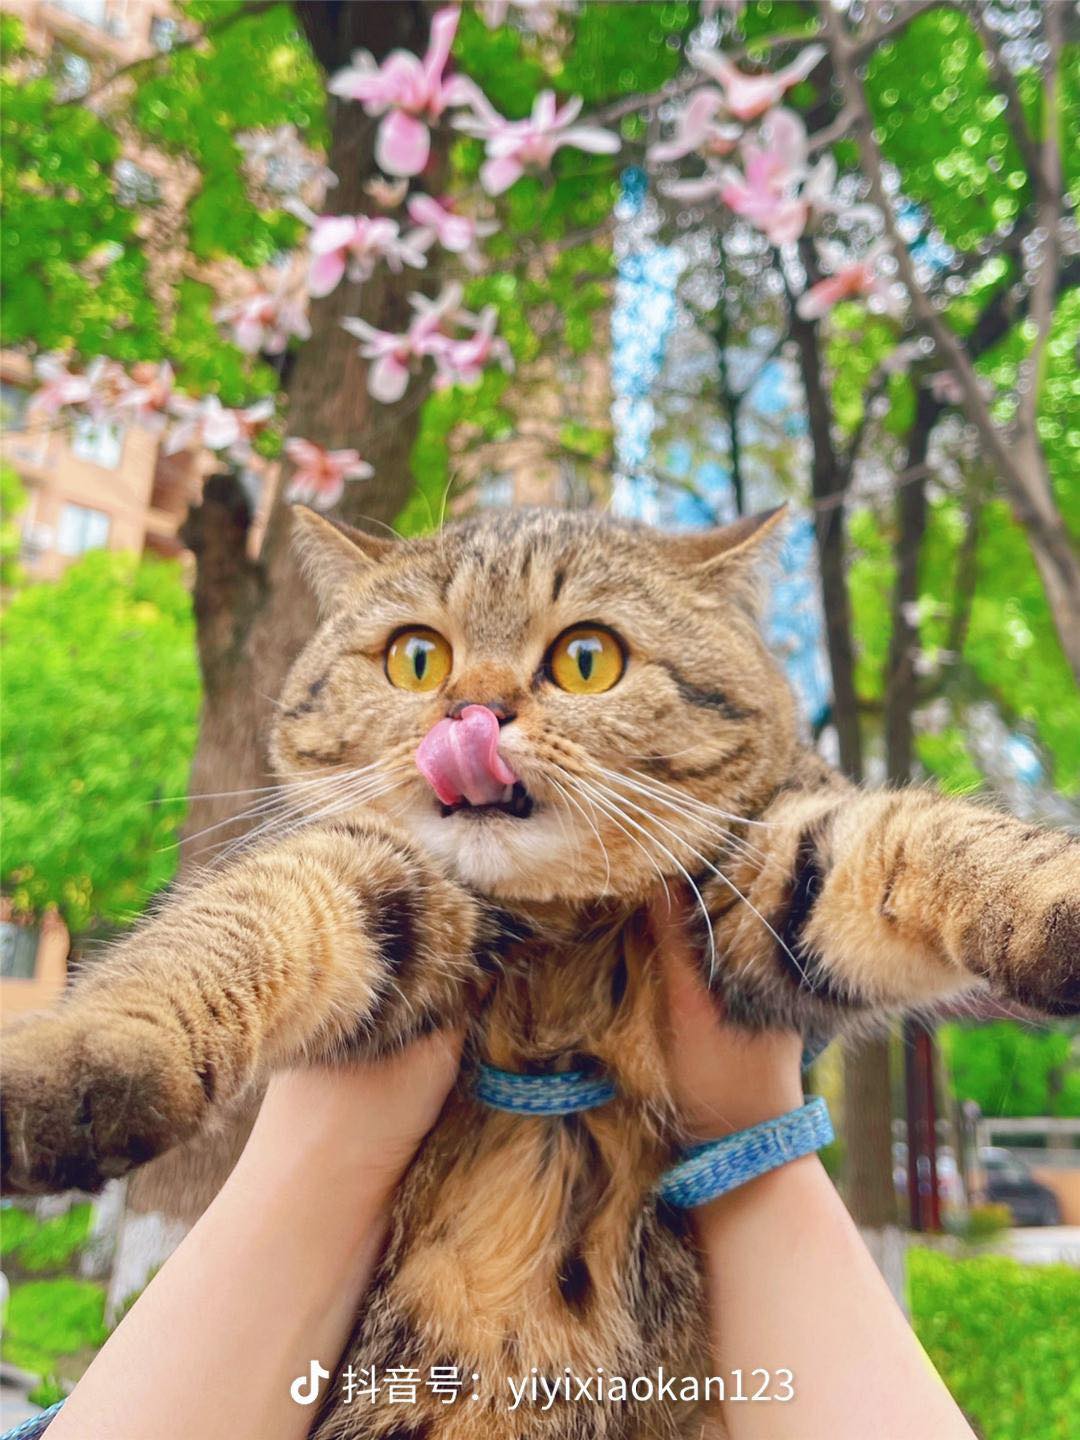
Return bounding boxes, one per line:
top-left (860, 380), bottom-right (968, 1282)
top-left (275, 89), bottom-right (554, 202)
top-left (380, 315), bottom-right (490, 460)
top-left (0, 817), bottom-right (484, 1196)
top-left (707, 786), bottom-right (1080, 1029)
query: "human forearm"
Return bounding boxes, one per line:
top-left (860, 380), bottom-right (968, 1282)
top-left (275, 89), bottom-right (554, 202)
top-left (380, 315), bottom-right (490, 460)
top-left (693, 1154), bottom-right (974, 1440)
top-left (49, 1131), bottom-right (391, 1440)
top-left (47, 1035), bottom-right (462, 1440)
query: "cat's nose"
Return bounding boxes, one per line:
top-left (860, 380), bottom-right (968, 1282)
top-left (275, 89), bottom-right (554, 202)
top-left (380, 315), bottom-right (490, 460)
top-left (447, 699), bottom-right (516, 726)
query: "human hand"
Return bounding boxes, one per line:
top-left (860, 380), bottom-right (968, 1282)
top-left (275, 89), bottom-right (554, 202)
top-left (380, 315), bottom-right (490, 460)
top-left (650, 892), bottom-right (804, 1142)
top-left (234, 1027), bottom-right (464, 1208)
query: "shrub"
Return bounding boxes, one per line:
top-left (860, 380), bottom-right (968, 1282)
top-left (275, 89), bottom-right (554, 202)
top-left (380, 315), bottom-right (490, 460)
top-left (1, 1277), bottom-right (107, 1378)
top-left (908, 1248), bottom-right (1080, 1440)
top-left (0, 1203), bottom-right (92, 1273)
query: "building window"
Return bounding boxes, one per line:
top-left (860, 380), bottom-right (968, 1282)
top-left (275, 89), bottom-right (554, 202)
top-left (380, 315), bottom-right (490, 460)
top-left (71, 414), bottom-right (125, 469)
top-left (0, 922), bottom-right (39, 980)
top-left (48, 44), bottom-right (92, 100)
top-left (52, 0), bottom-right (108, 26)
top-left (114, 159), bottom-right (161, 208)
top-left (1, 382), bottom-right (30, 432)
top-left (57, 503), bottom-right (111, 557)
top-left (150, 15), bottom-right (178, 51)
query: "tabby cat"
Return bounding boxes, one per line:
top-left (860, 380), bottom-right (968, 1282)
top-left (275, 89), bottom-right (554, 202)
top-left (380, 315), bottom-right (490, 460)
top-left (3, 506), bottom-right (1078, 1440)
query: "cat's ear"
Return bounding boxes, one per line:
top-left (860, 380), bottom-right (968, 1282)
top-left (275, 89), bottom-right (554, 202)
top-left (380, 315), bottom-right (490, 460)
top-left (660, 506), bottom-right (787, 609)
top-left (290, 506), bottom-right (396, 612)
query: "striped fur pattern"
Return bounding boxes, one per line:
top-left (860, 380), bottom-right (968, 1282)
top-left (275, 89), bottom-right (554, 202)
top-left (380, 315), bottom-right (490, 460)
top-left (2, 507), bottom-right (1078, 1439)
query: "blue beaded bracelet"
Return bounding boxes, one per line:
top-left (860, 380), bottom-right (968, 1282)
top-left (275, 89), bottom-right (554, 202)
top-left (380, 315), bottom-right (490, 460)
top-left (657, 1096), bottom-right (834, 1209)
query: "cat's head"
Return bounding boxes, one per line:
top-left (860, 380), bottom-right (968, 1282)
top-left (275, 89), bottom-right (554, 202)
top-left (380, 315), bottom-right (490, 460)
top-left (271, 507), bottom-right (797, 904)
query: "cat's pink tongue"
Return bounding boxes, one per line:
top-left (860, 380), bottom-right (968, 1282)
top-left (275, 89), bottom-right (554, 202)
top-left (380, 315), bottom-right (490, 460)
top-left (416, 704), bottom-right (518, 807)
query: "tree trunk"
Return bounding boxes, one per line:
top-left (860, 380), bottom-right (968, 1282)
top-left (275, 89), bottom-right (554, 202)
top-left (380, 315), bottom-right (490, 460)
top-left (131, 1), bottom-right (442, 1221)
top-left (180, 1), bottom-right (444, 863)
top-left (788, 247), bottom-right (863, 780)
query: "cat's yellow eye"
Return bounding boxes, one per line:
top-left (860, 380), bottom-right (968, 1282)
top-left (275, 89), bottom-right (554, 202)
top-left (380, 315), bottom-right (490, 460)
top-left (548, 626), bottom-right (624, 695)
top-left (385, 628), bottom-right (452, 692)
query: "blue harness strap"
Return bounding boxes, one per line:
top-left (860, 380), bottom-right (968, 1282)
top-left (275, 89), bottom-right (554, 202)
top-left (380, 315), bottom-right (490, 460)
top-left (0, 1400), bottom-right (65, 1440)
top-left (657, 1096), bottom-right (834, 1208)
top-left (474, 1063), bottom-right (617, 1115)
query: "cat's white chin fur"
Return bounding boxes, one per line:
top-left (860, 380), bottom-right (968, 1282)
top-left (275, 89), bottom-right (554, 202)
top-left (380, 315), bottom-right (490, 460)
top-left (403, 802), bottom-right (599, 902)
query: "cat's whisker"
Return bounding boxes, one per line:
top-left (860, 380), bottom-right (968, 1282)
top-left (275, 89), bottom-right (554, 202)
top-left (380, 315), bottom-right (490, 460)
top-left (581, 773), bottom-right (806, 988)
top-left (625, 768), bottom-right (775, 829)
top-left (547, 771), bottom-right (613, 892)
top-left (204, 770), bottom-right (411, 864)
top-left (597, 770), bottom-right (781, 879)
top-left (562, 774), bottom-right (671, 912)
top-left (572, 776), bottom-right (716, 973)
top-left (173, 764), bottom-right (391, 850)
top-left (591, 765), bottom-right (776, 870)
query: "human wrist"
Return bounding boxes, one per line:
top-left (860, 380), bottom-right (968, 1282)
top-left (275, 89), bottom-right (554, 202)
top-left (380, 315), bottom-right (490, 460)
top-left (692, 1149), bottom-right (827, 1233)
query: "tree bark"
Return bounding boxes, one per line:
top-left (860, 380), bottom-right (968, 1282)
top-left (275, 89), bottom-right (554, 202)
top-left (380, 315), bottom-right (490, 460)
top-left (787, 245), bottom-right (863, 780)
top-left (179, 1), bottom-right (443, 863)
top-left (131, 1), bottom-right (442, 1220)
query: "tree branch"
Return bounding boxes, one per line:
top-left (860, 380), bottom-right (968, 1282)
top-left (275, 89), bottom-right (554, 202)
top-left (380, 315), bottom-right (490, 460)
top-left (59, 1), bottom-right (275, 109)
top-left (823, 4), bottom-right (1080, 681)
top-left (964, 1), bottom-right (1043, 185)
top-left (851, 0), bottom-right (947, 60)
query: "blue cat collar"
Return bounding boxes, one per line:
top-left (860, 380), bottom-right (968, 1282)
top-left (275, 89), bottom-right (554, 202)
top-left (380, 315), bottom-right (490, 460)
top-left (657, 1097), bottom-right (833, 1209)
top-left (474, 1063), bottom-right (617, 1115)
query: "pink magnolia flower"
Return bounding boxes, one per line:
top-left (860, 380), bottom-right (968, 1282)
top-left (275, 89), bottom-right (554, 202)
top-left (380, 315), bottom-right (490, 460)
top-left (283, 437), bottom-right (374, 510)
top-left (305, 214), bottom-right (430, 298)
top-left (646, 89), bottom-right (741, 165)
top-left (165, 395), bottom-right (275, 459)
top-left (118, 362), bottom-right (175, 430)
top-left (215, 285), bottom-right (311, 354)
top-left (432, 305), bottom-right (514, 389)
top-left (796, 244), bottom-right (901, 321)
top-left (455, 90), bottom-right (621, 196)
top-left (406, 194), bottom-right (499, 271)
top-left (688, 42), bottom-right (826, 121)
top-left (29, 355), bottom-right (97, 417)
top-left (341, 283), bottom-right (509, 402)
top-left (719, 108), bottom-right (810, 244)
top-left (328, 8), bottom-right (481, 177)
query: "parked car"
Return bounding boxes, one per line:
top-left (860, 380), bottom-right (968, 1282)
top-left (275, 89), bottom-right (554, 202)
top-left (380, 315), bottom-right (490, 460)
top-left (978, 1147), bottom-right (1062, 1227)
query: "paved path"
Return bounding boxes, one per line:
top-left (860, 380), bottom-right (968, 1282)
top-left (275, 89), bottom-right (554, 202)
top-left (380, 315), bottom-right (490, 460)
top-left (1005, 1225), bottom-right (1080, 1266)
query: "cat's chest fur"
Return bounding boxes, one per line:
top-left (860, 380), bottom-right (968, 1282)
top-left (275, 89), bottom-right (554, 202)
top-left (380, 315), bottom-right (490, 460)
top-left (329, 911), bottom-right (713, 1438)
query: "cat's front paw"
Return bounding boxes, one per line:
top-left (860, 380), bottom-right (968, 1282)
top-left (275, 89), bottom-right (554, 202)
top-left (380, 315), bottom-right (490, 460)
top-left (1, 1012), bottom-right (208, 1195)
top-left (965, 870), bottom-right (1080, 1017)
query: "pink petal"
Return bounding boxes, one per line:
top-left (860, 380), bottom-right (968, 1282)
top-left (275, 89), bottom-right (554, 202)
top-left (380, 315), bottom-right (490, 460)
top-left (368, 353), bottom-right (411, 403)
top-left (796, 275), bottom-right (846, 321)
top-left (234, 317), bottom-right (265, 353)
top-left (559, 124), bottom-right (621, 156)
top-left (310, 215), bottom-right (360, 254)
top-left (424, 8), bottom-right (460, 93)
top-left (308, 249), bottom-right (348, 298)
top-left (480, 154), bottom-right (525, 195)
top-left (377, 110), bottom-right (431, 177)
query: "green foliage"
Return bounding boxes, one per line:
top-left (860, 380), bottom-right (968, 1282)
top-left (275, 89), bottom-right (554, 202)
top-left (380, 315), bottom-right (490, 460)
top-left (1, 1204), bottom-right (92, 1274)
top-left (908, 1248), bottom-right (1080, 1440)
top-left (1, 552), bottom-right (201, 932)
top-left (132, 3), bottom-right (322, 267)
top-left (0, 0), bottom-right (320, 403)
top-left (943, 1022), bottom-right (1080, 1119)
top-left (920, 495), bottom-right (1080, 794)
top-left (1, 461), bottom-right (27, 589)
top-left (1, 1277), bottom-right (108, 1378)
top-left (0, 62), bottom-right (159, 360)
top-left (867, 7), bottom-right (1032, 251)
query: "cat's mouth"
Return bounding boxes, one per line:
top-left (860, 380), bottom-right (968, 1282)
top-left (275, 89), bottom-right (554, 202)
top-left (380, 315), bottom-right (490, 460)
top-left (439, 781), bottom-right (535, 821)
